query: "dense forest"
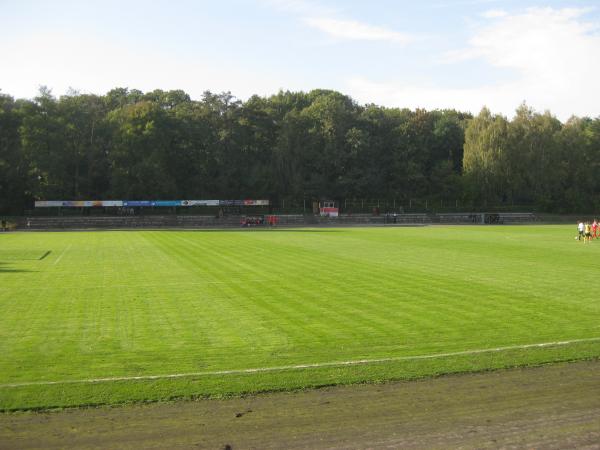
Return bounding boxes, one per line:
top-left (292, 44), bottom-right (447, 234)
top-left (1, 87), bottom-right (599, 214)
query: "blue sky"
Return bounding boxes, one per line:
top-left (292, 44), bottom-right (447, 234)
top-left (1, 0), bottom-right (599, 120)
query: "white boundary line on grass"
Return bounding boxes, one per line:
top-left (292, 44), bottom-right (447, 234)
top-left (2, 336), bottom-right (600, 388)
top-left (52, 244), bottom-right (72, 265)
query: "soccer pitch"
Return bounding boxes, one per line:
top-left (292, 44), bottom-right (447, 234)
top-left (1, 226), bottom-right (600, 410)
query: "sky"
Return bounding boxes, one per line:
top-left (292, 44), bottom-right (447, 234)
top-left (1, 0), bottom-right (599, 121)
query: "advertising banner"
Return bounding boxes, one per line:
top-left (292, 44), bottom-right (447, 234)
top-left (36, 199), bottom-right (268, 208)
top-left (101, 201), bottom-right (123, 207)
top-left (181, 200), bottom-right (220, 207)
top-left (35, 201), bottom-right (63, 207)
top-left (35, 200), bottom-right (124, 207)
top-left (123, 201), bottom-right (153, 207)
top-left (320, 207), bottom-right (339, 217)
top-left (243, 199), bottom-right (270, 206)
top-left (61, 201), bottom-right (84, 207)
top-left (219, 200), bottom-right (269, 206)
top-left (154, 200), bottom-right (180, 207)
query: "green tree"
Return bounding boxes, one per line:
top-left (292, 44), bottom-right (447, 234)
top-left (463, 107), bottom-right (510, 206)
top-left (107, 101), bottom-right (177, 198)
top-left (19, 87), bottom-right (68, 200)
top-left (507, 104), bottom-right (562, 207)
top-left (0, 94), bottom-right (29, 213)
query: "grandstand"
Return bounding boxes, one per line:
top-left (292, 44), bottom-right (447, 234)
top-left (10, 198), bottom-right (539, 229)
top-left (437, 212), bottom-right (537, 224)
top-left (21, 211), bottom-right (538, 230)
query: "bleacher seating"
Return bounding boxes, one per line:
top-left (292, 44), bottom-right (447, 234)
top-left (23, 215), bottom-right (242, 230)
top-left (20, 212), bottom-right (537, 230)
top-left (498, 212), bottom-right (537, 223)
top-left (438, 213), bottom-right (483, 224)
top-left (437, 212), bottom-right (537, 224)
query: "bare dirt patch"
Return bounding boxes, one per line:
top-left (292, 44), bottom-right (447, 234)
top-left (1, 360), bottom-right (600, 449)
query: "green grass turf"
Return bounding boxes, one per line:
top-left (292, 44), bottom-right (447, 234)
top-left (1, 225), bottom-right (600, 410)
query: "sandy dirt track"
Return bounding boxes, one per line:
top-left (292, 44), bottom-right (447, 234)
top-left (1, 360), bottom-right (600, 449)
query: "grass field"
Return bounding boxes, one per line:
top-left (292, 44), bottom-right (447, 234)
top-left (1, 225), bottom-right (600, 410)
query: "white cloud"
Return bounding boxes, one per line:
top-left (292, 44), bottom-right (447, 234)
top-left (347, 77), bottom-right (521, 117)
top-left (259, 0), bottom-right (337, 16)
top-left (305, 17), bottom-right (415, 44)
top-left (0, 33), bottom-right (293, 101)
top-left (263, 0), bottom-right (415, 45)
top-left (347, 8), bottom-right (600, 120)
top-left (481, 9), bottom-right (507, 19)
top-left (430, 0), bottom-right (501, 9)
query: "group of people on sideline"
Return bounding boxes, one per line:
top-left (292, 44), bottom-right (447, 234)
top-left (577, 220), bottom-right (598, 242)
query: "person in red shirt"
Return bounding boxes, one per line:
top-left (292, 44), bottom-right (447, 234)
top-left (593, 220), bottom-right (598, 239)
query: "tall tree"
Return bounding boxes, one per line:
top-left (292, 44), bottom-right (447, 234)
top-left (507, 104), bottom-right (562, 207)
top-left (107, 101), bottom-right (177, 198)
top-left (0, 94), bottom-right (28, 213)
top-left (462, 107), bottom-right (510, 205)
top-left (0, 86), bottom-right (596, 213)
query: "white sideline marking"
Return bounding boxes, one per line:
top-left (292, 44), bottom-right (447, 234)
top-left (53, 244), bottom-right (72, 265)
top-left (2, 336), bottom-right (599, 388)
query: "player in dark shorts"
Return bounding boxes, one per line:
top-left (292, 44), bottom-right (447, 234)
top-left (584, 222), bottom-right (592, 243)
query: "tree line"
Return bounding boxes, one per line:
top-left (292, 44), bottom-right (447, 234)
top-left (0, 87), bottom-right (599, 214)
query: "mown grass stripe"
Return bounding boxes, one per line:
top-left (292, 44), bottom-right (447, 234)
top-left (3, 336), bottom-right (599, 388)
top-left (2, 226), bottom-right (600, 409)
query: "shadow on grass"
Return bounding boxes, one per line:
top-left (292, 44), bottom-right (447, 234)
top-left (177, 228), bottom-right (345, 233)
top-left (0, 250), bottom-right (52, 261)
top-left (251, 229), bottom-right (344, 233)
top-left (0, 262), bottom-right (35, 273)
